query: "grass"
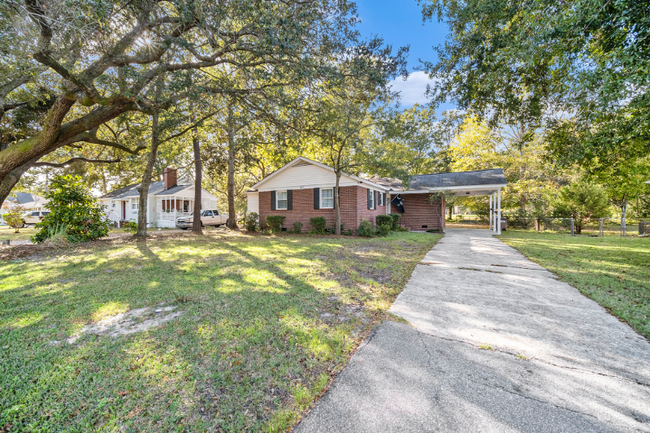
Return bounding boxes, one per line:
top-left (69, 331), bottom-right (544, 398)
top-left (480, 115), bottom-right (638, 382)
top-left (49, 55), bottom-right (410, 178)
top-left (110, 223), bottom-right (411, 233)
top-left (0, 226), bottom-right (39, 242)
top-left (500, 230), bottom-right (650, 340)
top-left (0, 231), bottom-right (441, 432)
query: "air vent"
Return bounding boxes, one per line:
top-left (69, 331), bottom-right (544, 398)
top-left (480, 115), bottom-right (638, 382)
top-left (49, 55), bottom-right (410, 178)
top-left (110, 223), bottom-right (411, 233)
top-left (293, 161), bottom-right (311, 167)
top-left (422, 225), bottom-right (428, 229)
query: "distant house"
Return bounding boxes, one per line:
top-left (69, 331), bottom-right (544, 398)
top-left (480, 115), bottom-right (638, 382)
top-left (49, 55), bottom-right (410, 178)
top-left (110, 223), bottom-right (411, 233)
top-left (3, 192), bottom-right (48, 212)
top-left (1, 192), bottom-right (49, 224)
top-left (246, 157), bottom-right (507, 232)
top-left (98, 168), bottom-right (217, 228)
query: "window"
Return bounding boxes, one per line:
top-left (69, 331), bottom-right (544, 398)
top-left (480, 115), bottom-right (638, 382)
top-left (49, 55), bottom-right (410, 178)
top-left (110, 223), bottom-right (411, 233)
top-left (368, 189), bottom-right (375, 209)
top-left (378, 192), bottom-right (384, 206)
top-left (276, 191), bottom-right (288, 210)
top-left (320, 188), bottom-right (334, 209)
top-left (112, 202), bottom-right (116, 208)
top-left (213, 210), bottom-right (220, 215)
top-left (131, 198), bottom-right (139, 210)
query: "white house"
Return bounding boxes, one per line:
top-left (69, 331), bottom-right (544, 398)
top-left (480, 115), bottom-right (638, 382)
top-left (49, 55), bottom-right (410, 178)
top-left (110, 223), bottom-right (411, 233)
top-left (1, 192), bottom-right (49, 224)
top-left (98, 168), bottom-right (218, 228)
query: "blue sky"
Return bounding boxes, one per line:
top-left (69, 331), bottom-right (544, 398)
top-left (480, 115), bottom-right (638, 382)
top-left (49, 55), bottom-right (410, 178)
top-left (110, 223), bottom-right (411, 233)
top-left (353, 0), bottom-right (454, 111)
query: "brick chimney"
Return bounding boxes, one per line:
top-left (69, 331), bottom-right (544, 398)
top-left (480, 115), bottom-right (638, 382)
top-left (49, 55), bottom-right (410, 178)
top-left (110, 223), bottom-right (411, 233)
top-left (163, 167), bottom-right (177, 190)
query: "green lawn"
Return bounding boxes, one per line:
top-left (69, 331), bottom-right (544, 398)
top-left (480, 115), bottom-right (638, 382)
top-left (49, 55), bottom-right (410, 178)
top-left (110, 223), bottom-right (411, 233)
top-left (500, 230), bottom-right (650, 339)
top-left (0, 226), bottom-right (39, 242)
top-left (0, 231), bottom-right (440, 432)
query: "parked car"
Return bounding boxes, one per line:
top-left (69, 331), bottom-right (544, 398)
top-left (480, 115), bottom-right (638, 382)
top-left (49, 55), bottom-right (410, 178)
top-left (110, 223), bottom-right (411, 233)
top-left (176, 210), bottom-right (229, 229)
top-left (22, 210), bottom-right (50, 226)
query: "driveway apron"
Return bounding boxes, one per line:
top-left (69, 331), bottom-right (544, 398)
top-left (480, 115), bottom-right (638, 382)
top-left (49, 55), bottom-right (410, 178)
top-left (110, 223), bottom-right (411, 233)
top-left (295, 229), bottom-right (650, 432)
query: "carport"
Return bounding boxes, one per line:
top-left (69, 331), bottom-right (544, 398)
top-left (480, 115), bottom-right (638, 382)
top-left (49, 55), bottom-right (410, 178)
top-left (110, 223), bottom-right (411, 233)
top-left (383, 169), bottom-right (508, 234)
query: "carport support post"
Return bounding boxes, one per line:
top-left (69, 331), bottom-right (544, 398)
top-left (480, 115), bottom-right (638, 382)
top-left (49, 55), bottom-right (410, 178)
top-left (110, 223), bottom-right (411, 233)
top-left (489, 194), bottom-right (493, 230)
top-left (497, 189), bottom-right (501, 235)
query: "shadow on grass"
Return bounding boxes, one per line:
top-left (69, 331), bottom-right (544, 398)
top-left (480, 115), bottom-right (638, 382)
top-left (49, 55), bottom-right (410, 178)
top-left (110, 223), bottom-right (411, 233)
top-left (0, 232), bottom-right (438, 431)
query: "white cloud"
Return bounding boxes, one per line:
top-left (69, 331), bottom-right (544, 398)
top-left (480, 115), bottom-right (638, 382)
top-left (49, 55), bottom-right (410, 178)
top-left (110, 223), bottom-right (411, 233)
top-left (389, 71), bottom-right (435, 107)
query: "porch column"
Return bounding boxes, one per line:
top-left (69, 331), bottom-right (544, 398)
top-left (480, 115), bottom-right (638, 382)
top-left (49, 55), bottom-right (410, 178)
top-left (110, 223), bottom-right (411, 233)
top-left (493, 193), bottom-right (497, 233)
top-left (489, 194), bottom-right (493, 230)
top-left (387, 193), bottom-right (391, 214)
top-left (497, 189), bottom-right (502, 235)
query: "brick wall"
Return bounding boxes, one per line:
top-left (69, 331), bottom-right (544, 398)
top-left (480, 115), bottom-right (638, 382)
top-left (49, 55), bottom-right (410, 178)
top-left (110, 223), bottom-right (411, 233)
top-left (399, 194), bottom-right (445, 231)
top-left (258, 186), bottom-right (387, 231)
top-left (357, 188), bottom-right (387, 227)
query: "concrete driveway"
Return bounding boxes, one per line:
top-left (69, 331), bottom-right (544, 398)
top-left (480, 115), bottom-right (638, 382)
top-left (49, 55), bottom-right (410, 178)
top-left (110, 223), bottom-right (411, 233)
top-left (295, 229), bottom-right (650, 432)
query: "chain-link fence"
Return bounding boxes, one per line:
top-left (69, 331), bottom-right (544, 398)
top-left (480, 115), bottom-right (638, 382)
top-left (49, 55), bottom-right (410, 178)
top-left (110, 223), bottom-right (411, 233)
top-left (445, 214), bottom-right (489, 229)
top-left (505, 217), bottom-right (650, 236)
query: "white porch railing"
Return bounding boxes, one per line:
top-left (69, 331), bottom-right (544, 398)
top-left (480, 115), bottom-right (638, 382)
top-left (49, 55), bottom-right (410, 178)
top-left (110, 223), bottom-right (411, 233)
top-left (159, 211), bottom-right (191, 221)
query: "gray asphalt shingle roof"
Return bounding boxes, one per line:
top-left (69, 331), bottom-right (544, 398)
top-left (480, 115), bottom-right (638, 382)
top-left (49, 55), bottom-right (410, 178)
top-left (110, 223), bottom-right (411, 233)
top-left (7, 192), bottom-right (45, 204)
top-left (99, 180), bottom-right (165, 199)
top-left (409, 169), bottom-right (507, 190)
top-left (154, 184), bottom-right (191, 196)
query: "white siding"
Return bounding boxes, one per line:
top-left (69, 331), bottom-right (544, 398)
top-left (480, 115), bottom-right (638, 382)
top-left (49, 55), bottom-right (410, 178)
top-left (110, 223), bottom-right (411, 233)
top-left (257, 163), bottom-right (361, 191)
top-left (247, 192), bottom-right (259, 214)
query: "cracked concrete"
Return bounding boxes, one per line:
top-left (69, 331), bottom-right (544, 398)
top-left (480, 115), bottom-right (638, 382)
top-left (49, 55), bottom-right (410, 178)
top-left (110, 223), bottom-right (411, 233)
top-left (295, 229), bottom-right (650, 432)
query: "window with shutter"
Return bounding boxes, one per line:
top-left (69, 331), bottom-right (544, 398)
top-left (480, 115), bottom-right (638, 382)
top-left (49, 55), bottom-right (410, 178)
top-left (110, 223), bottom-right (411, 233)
top-left (276, 191), bottom-right (288, 210)
top-left (320, 188), bottom-right (334, 208)
top-left (367, 189), bottom-right (375, 209)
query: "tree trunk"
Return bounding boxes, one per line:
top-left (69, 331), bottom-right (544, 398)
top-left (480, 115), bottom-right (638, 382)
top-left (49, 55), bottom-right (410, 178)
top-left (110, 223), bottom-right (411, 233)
top-left (448, 204), bottom-right (453, 220)
top-left (620, 199), bottom-right (628, 237)
top-left (226, 104), bottom-right (238, 230)
top-left (335, 171), bottom-right (342, 235)
top-left (136, 111), bottom-right (160, 237)
top-left (192, 128), bottom-right (203, 234)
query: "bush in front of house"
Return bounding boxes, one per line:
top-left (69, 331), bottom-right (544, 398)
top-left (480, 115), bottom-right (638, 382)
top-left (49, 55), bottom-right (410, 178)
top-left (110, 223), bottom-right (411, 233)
top-left (123, 220), bottom-right (138, 234)
top-left (292, 221), bottom-right (303, 234)
top-left (309, 217), bottom-right (327, 234)
top-left (389, 213), bottom-right (401, 230)
top-left (376, 223), bottom-right (391, 237)
top-left (245, 212), bottom-right (259, 232)
top-left (265, 215), bottom-right (286, 234)
top-left (376, 215), bottom-right (393, 229)
top-left (356, 219), bottom-right (374, 237)
top-left (33, 175), bottom-right (110, 244)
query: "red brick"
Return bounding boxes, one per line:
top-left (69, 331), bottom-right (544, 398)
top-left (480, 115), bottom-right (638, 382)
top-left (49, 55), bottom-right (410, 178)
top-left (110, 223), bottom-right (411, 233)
top-left (398, 194), bottom-right (445, 231)
top-left (259, 186), bottom-right (386, 231)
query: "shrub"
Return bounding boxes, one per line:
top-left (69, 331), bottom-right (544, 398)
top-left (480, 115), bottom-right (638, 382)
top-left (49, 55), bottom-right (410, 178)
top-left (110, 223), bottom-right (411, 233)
top-left (123, 220), bottom-right (138, 234)
top-left (376, 215), bottom-right (393, 228)
top-left (309, 217), bottom-right (327, 234)
top-left (551, 181), bottom-right (610, 234)
top-left (343, 229), bottom-right (353, 236)
top-left (376, 224), bottom-right (391, 236)
top-left (389, 213), bottom-right (402, 230)
top-left (396, 226), bottom-right (408, 232)
top-left (245, 212), bottom-right (259, 232)
top-left (33, 175), bottom-right (110, 244)
top-left (356, 219), bottom-right (374, 237)
top-left (265, 215), bottom-right (286, 234)
top-left (292, 221), bottom-right (303, 234)
top-left (4, 206), bottom-right (25, 233)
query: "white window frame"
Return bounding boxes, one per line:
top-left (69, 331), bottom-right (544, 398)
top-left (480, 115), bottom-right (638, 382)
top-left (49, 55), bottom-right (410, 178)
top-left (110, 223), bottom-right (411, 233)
top-left (276, 190), bottom-right (288, 210)
top-left (368, 189), bottom-right (375, 209)
top-left (320, 188), bottom-right (334, 209)
top-left (378, 192), bottom-right (384, 206)
top-left (131, 198), bottom-right (139, 210)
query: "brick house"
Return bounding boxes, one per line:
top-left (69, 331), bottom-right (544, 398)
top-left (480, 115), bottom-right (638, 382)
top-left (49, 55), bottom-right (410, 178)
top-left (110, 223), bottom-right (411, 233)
top-left (247, 157), bottom-right (391, 232)
top-left (246, 157), bottom-right (507, 233)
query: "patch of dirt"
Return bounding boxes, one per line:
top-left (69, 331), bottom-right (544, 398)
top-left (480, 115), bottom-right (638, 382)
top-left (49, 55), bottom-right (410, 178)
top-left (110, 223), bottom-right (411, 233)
top-left (67, 305), bottom-right (182, 344)
top-left (357, 269), bottom-right (392, 284)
